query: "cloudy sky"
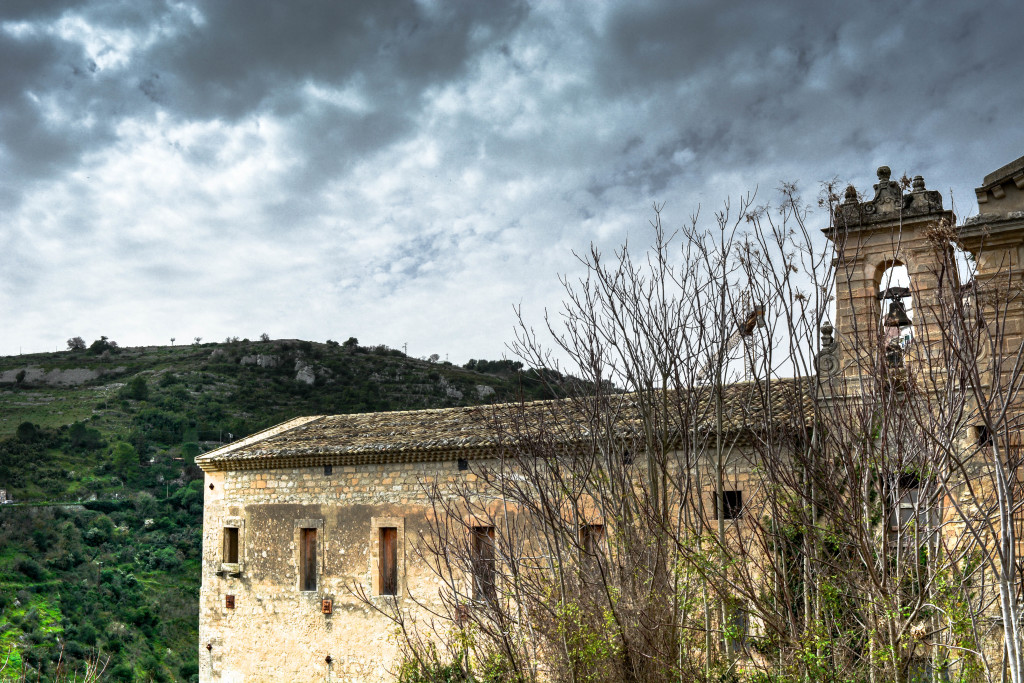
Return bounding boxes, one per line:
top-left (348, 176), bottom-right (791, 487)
top-left (2, 0), bottom-right (1022, 362)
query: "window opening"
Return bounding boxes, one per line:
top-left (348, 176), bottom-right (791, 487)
top-left (471, 526), bottom-right (496, 603)
top-left (580, 524), bottom-right (604, 556)
top-left (718, 490), bottom-right (743, 520)
top-left (223, 527), bottom-right (239, 564)
top-left (888, 473), bottom-right (936, 544)
top-left (300, 528), bottom-right (317, 591)
top-left (324, 465), bottom-right (332, 476)
top-left (379, 527), bottom-right (398, 596)
top-left (976, 425), bottom-right (993, 446)
top-left (878, 265), bottom-right (913, 369)
top-left (458, 458), bottom-right (469, 471)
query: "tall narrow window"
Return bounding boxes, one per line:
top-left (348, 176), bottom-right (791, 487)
top-left (223, 527), bottom-right (239, 564)
top-left (379, 527), bottom-right (398, 596)
top-left (580, 524), bottom-right (604, 556)
top-left (300, 528), bottom-right (317, 591)
top-left (717, 490), bottom-right (743, 520)
top-left (471, 526), bottom-right (495, 603)
top-left (888, 474), bottom-right (937, 545)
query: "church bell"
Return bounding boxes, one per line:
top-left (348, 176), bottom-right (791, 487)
top-left (884, 300), bottom-right (912, 329)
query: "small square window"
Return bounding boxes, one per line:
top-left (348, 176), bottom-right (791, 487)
top-left (718, 491), bottom-right (743, 520)
top-left (324, 465), bottom-right (333, 476)
top-left (458, 458), bottom-right (469, 471)
top-left (976, 425), bottom-right (993, 446)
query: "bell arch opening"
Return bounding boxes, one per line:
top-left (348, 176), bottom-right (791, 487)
top-left (877, 262), bottom-right (913, 368)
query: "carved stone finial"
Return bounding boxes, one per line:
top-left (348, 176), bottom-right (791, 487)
top-left (820, 321), bottom-right (835, 348)
top-left (836, 164), bottom-right (945, 228)
top-left (815, 321), bottom-right (840, 379)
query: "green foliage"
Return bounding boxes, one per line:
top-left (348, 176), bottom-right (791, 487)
top-left (15, 422), bottom-right (38, 442)
top-left (112, 442), bottom-right (139, 479)
top-left (120, 375), bottom-right (149, 401)
top-left (68, 421), bottom-right (104, 451)
top-left (87, 336), bottom-right (118, 355)
top-left (463, 359), bottom-right (524, 374)
top-left (0, 338), bottom-right (555, 682)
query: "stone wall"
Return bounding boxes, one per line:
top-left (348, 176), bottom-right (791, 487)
top-left (198, 458), bottom-right (484, 683)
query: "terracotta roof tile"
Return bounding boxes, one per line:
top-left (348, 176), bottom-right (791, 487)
top-left (196, 378), bottom-right (812, 471)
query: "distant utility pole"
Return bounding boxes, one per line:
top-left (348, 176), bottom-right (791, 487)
top-left (403, 343), bottom-right (408, 355)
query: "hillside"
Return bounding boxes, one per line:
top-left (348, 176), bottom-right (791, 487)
top-left (0, 337), bottom-right (553, 682)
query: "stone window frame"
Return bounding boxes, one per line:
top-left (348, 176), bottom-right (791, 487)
top-left (220, 517), bottom-right (244, 575)
top-left (294, 518), bottom-right (325, 593)
top-left (370, 516), bottom-right (405, 599)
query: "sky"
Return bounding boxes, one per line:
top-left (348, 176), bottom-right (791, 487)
top-left (2, 0), bottom-right (1022, 363)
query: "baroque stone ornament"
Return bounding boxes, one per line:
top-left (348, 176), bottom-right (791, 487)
top-left (815, 321), bottom-right (840, 378)
top-left (837, 166), bottom-right (945, 227)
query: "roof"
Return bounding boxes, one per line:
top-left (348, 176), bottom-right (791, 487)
top-left (981, 153), bottom-right (1024, 189)
top-left (195, 378), bottom-right (812, 472)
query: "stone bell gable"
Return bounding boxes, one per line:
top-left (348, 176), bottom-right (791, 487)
top-left (826, 165), bottom-right (955, 384)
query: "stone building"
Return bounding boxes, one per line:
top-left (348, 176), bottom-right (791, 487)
top-left (198, 154), bottom-right (1024, 682)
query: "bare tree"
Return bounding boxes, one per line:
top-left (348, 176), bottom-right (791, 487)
top-left (356, 178), bottom-right (1023, 682)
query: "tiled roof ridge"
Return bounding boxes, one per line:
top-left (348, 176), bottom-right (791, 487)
top-left (195, 377), bottom-right (810, 472)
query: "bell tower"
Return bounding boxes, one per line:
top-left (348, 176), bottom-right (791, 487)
top-left (824, 166), bottom-right (955, 386)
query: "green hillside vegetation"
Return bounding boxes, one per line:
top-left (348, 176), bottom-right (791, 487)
top-left (0, 337), bottom-right (557, 682)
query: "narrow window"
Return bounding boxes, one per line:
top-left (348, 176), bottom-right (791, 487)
top-left (471, 526), bottom-right (496, 603)
top-left (458, 458), bottom-right (469, 471)
top-left (580, 524), bottom-right (604, 556)
top-left (223, 527), bottom-right (239, 564)
top-left (300, 528), bottom-right (317, 591)
top-left (718, 490), bottom-right (743, 520)
top-left (976, 425), bottom-right (993, 446)
top-left (324, 465), bottom-right (333, 476)
top-left (722, 602), bottom-right (748, 655)
top-left (888, 473), bottom-right (937, 545)
top-left (379, 527), bottom-right (398, 596)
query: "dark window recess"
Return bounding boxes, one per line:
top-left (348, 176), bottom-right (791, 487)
top-left (225, 595), bottom-right (235, 609)
top-left (300, 528), bottom-right (317, 591)
top-left (718, 490), bottom-right (743, 520)
top-left (379, 527), bottom-right (398, 596)
top-left (458, 458), bottom-right (469, 471)
top-left (324, 465), bottom-right (333, 476)
top-left (976, 425), bottom-right (993, 446)
top-left (623, 450), bottom-right (635, 466)
top-left (471, 526), bottom-right (496, 602)
top-left (580, 524), bottom-right (604, 556)
top-left (223, 527), bottom-right (239, 563)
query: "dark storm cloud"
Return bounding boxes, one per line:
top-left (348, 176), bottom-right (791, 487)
top-left (150, 1), bottom-right (525, 120)
top-left (3, 0), bottom-right (1024, 360)
top-left (0, 0), bottom-right (529, 208)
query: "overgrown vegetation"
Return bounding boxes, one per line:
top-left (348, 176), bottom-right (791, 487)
top-left (0, 337), bottom-right (550, 681)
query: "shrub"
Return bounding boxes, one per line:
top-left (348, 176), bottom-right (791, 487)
top-left (88, 336), bottom-right (118, 355)
top-left (121, 376), bottom-right (149, 401)
top-left (15, 558), bottom-right (45, 580)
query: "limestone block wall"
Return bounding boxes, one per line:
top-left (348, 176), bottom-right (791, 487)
top-left (198, 459), bottom-right (485, 683)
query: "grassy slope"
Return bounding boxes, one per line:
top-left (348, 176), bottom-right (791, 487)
top-left (0, 339), bottom-right (546, 682)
